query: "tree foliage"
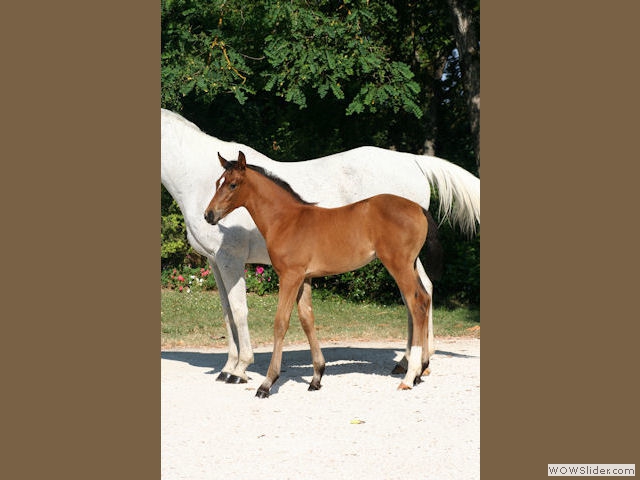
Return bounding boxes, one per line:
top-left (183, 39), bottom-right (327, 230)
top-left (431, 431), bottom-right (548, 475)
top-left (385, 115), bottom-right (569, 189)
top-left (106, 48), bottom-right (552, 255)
top-left (162, 0), bottom-right (427, 117)
top-left (161, 0), bottom-right (480, 306)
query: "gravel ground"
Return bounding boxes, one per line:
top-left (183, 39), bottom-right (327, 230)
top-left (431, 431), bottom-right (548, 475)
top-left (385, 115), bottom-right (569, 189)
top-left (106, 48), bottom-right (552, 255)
top-left (161, 338), bottom-right (480, 480)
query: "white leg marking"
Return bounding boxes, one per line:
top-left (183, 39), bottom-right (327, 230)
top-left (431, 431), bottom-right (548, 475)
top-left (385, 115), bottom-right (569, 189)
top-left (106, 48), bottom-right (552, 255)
top-left (408, 346), bottom-right (423, 374)
top-left (402, 346), bottom-right (423, 386)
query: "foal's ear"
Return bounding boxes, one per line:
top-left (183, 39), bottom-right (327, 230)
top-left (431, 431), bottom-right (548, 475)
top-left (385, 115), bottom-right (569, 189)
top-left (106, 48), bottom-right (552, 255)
top-left (237, 151), bottom-right (246, 170)
top-left (218, 152), bottom-right (232, 170)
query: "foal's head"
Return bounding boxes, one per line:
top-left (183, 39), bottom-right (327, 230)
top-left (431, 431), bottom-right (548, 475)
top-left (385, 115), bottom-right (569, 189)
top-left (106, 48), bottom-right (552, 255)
top-left (204, 151), bottom-right (249, 225)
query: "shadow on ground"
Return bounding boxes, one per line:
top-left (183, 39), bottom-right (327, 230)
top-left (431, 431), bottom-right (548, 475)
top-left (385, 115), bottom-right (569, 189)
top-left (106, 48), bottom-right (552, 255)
top-left (162, 344), bottom-right (476, 391)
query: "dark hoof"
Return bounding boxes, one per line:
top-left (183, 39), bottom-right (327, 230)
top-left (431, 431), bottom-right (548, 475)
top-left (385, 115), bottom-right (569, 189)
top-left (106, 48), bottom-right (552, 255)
top-left (226, 374), bottom-right (247, 384)
top-left (391, 363), bottom-right (407, 374)
top-left (413, 376), bottom-right (423, 386)
top-left (308, 382), bottom-right (322, 391)
top-left (255, 388), bottom-right (270, 399)
top-left (216, 372), bottom-right (232, 382)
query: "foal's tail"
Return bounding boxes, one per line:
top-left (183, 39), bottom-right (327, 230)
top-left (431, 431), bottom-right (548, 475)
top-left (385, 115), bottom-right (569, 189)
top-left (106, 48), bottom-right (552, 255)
top-left (413, 155), bottom-right (480, 237)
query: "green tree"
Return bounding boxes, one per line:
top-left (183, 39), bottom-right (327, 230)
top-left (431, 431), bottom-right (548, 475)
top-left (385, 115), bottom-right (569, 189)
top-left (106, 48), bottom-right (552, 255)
top-left (162, 1), bottom-right (424, 117)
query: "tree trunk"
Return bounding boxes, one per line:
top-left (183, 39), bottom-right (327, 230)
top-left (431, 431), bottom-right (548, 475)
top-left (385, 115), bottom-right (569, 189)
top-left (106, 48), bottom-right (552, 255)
top-left (422, 75), bottom-right (444, 157)
top-left (446, 0), bottom-right (480, 176)
top-left (408, 9), bottom-right (448, 157)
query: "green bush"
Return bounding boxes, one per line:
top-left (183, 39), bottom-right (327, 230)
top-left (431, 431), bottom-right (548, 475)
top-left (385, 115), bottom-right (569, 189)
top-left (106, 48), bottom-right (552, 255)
top-left (161, 186), bottom-right (194, 269)
top-left (434, 224), bottom-right (480, 307)
top-left (313, 259), bottom-right (400, 305)
top-left (161, 213), bottom-right (190, 265)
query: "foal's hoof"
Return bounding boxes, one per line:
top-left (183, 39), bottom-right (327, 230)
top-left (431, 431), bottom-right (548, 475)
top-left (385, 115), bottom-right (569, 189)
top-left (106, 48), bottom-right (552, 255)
top-left (391, 363), bottom-right (407, 375)
top-left (255, 388), bottom-right (270, 399)
top-left (225, 374), bottom-right (247, 384)
top-left (308, 382), bottom-right (322, 391)
top-left (216, 372), bottom-right (232, 382)
top-left (397, 382), bottom-right (412, 390)
top-left (413, 376), bottom-right (423, 386)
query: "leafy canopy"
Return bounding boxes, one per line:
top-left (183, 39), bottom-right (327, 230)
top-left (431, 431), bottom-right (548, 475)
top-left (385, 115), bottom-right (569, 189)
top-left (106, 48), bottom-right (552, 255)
top-left (162, 0), bottom-right (422, 117)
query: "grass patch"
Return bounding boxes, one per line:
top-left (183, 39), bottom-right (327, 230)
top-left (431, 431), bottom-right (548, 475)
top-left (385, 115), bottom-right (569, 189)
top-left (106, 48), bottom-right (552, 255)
top-left (161, 289), bottom-right (479, 348)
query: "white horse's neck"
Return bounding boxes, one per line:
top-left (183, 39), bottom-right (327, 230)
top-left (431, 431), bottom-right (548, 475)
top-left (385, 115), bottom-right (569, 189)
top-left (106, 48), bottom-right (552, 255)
top-left (161, 109), bottom-right (274, 216)
top-left (161, 110), bottom-right (223, 212)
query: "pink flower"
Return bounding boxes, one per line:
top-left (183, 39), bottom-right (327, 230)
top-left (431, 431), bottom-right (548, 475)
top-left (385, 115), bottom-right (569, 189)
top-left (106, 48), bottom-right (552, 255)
top-left (179, 286), bottom-right (183, 292)
top-left (256, 266), bottom-right (265, 275)
top-left (177, 275), bottom-right (185, 282)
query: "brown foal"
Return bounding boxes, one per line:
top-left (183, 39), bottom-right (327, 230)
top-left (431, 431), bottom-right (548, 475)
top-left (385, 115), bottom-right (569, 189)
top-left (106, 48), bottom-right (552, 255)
top-left (205, 151), bottom-right (431, 398)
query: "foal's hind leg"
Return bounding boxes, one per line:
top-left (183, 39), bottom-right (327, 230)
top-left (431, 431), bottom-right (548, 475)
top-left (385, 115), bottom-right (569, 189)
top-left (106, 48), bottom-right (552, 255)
top-left (392, 259), bottom-right (434, 376)
top-left (382, 261), bottom-right (431, 389)
top-left (256, 273), bottom-right (304, 398)
top-left (297, 279), bottom-right (326, 391)
top-left (399, 282), bottom-right (431, 389)
top-left (391, 294), bottom-right (412, 375)
top-left (416, 260), bottom-right (435, 359)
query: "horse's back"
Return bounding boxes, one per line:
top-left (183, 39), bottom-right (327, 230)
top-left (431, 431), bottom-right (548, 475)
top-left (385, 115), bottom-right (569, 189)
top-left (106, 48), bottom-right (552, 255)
top-left (367, 194), bottom-right (428, 236)
top-left (316, 194), bottom-right (428, 255)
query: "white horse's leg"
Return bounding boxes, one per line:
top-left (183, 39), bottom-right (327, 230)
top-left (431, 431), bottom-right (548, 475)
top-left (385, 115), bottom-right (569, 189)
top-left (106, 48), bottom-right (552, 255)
top-left (215, 254), bottom-right (254, 383)
top-left (209, 262), bottom-right (239, 382)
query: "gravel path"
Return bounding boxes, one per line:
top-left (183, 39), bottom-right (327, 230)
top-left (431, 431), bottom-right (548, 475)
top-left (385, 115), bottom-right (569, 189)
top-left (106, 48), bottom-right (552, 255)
top-left (161, 338), bottom-right (480, 480)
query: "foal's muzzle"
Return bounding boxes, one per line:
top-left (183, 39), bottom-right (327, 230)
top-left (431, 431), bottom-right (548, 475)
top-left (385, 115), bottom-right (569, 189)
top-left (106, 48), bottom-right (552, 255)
top-left (204, 209), bottom-right (219, 225)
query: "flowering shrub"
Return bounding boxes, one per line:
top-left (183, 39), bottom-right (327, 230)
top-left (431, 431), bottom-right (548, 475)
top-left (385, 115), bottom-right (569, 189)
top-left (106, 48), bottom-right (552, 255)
top-left (161, 264), bottom-right (278, 295)
top-left (245, 265), bottom-right (278, 295)
top-left (161, 265), bottom-right (216, 292)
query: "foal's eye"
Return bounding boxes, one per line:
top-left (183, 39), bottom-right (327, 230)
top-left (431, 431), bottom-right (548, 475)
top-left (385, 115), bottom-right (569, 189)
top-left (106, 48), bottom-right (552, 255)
top-left (229, 183), bottom-right (237, 190)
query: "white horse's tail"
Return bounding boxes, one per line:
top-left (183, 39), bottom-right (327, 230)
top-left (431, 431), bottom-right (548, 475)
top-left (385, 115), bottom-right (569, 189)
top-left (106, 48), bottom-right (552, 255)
top-left (413, 155), bottom-right (480, 237)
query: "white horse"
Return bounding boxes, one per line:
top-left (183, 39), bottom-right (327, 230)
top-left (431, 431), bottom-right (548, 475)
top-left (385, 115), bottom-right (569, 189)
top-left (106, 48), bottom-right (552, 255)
top-left (161, 108), bottom-right (480, 383)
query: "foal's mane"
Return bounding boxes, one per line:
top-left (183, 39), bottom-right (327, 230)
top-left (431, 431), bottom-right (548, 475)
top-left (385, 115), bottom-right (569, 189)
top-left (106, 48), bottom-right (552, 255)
top-left (228, 161), bottom-right (315, 205)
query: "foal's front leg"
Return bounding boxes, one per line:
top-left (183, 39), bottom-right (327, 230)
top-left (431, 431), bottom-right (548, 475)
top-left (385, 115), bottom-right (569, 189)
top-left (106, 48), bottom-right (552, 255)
top-left (256, 274), bottom-right (304, 398)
